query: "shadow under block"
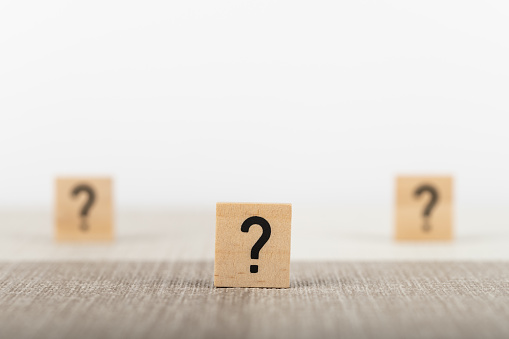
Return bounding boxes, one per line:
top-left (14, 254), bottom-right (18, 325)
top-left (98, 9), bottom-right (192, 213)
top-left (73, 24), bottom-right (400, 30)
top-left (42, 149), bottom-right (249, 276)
top-left (395, 176), bottom-right (453, 241)
top-left (55, 177), bottom-right (114, 242)
top-left (214, 203), bottom-right (292, 288)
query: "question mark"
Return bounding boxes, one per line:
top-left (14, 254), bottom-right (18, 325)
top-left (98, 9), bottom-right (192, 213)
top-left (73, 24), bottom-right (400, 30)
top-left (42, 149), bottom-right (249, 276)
top-left (241, 216), bottom-right (271, 273)
top-left (414, 184), bottom-right (439, 232)
top-left (71, 184), bottom-right (96, 232)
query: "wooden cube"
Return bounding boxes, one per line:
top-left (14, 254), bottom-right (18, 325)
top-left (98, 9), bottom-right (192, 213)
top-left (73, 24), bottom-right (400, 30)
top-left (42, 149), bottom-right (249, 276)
top-left (395, 176), bottom-right (453, 241)
top-left (55, 177), bottom-right (114, 241)
top-left (214, 203), bottom-right (292, 288)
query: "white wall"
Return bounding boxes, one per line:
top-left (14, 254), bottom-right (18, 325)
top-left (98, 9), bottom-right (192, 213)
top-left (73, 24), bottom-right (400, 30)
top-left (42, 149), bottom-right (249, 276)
top-left (1, 1), bottom-right (508, 207)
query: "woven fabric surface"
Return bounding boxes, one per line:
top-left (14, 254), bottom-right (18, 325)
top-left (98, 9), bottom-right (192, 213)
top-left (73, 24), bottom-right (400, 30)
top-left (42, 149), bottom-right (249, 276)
top-left (1, 261), bottom-right (508, 339)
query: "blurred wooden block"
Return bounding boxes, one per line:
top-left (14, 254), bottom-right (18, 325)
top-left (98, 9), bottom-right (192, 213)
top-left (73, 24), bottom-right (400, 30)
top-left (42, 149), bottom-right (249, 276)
top-left (395, 176), bottom-right (453, 241)
top-left (55, 177), bottom-right (114, 241)
top-left (214, 203), bottom-right (292, 288)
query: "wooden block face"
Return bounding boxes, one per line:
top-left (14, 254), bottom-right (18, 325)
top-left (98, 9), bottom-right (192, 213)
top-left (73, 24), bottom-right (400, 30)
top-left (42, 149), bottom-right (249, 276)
top-left (395, 176), bottom-right (453, 241)
top-left (55, 177), bottom-right (114, 241)
top-left (214, 203), bottom-right (292, 288)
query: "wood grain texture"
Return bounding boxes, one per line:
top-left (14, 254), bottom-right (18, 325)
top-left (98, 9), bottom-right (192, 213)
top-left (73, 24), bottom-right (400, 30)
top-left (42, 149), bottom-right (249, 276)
top-left (395, 176), bottom-right (453, 241)
top-left (1, 261), bottom-right (509, 339)
top-left (55, 177), bottom-right (114, 241)
top-left (214, 203), bottom-right (292, 288)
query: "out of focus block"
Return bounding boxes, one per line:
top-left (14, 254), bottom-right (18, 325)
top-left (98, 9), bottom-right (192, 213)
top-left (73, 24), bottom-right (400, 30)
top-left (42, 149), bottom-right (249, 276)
top-left (55, 177), bottom-right (114, 241)
top-left (395, 176), bottom-right (453, 241)
top-left (214, 203), bottom-right (292, 288)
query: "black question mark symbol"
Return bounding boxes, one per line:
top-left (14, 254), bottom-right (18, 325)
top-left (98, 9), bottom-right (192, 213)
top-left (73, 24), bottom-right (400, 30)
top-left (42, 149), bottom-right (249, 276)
top-left (71, 184), bottom-right (96, 232)
top-left (241, 216), bottom-right (271, 273)
top-left (414, 184), bottom-right (439, 232)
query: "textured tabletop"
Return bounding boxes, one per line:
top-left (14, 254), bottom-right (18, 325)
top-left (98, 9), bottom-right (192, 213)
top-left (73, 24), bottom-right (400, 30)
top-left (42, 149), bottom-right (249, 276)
top-left (1, 261), bottom-right (509, 339)
top-left (1, 208), bottom-right (509, 338)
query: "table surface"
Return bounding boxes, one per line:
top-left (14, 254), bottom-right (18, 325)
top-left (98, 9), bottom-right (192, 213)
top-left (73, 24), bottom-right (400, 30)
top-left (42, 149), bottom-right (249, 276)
top-left (1, 207), bottom-right (509, 339)
top-left (1, 261), bottom-right (509, 339)
top-left (1, 206), bottom-right (509, 261)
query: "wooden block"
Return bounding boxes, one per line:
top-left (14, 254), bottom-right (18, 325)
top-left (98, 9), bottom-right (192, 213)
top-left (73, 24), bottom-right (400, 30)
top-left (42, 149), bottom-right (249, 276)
top-left (395, 176), bottom-right (453, 241)
top-left (55, 177), bottom-right (114, 241)
top-left (214, 203), bottom-right (292, 288)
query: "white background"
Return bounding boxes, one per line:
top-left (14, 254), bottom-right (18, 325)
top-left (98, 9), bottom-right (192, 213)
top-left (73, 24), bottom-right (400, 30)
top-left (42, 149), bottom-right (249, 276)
top-left (1, 1), bottom-right (509, 209)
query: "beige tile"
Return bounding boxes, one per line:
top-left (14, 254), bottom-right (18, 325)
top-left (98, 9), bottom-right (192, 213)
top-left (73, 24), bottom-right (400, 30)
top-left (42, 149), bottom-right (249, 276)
top-left (395, 176), bottom-right (453, 241)
top-left (55, 177), bottom-right (114, 241)
top-left (214, 203), bottom-right (291, 288)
